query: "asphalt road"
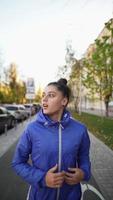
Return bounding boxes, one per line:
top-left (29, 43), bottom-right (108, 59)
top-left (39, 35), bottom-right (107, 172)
top-left (0, 140), bottom-right (105, 200)
top-left (0, 141), bottom-right (29, 200)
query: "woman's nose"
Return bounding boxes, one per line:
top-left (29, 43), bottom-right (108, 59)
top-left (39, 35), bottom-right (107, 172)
top-left (42, 95), bottom-right (48, 101)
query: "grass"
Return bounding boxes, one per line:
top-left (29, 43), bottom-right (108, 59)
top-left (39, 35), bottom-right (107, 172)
top-left (71, 111), bottom-right (113, 150)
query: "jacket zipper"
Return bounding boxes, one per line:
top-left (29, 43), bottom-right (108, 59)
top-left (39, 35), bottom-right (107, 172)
top-left (56, 123), bottom-right (62, 200)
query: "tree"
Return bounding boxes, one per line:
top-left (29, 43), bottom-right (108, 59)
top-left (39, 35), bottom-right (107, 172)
top-left (57, 65), bottom-right (68, 79)
top-left (83, 19), bottom-right (113, 116)
top-left (57, 42), bottom-right (83, 112)
top-left (0, 50), bottom-right (5, 103)
top-left (16, 80), bottom-right (26, 104)
top-left (6, 63), bottom-right (18, 102)
top-left (82, 57), bottom-right (98, 104)
top-left (5, 63), bottom-right (26, 103)
top-left (35, 87), bottom-right (42, 103)
top-left (57, 41), bottom-right (75, 80)
top-left (69, 59), bottom-right (82, 113)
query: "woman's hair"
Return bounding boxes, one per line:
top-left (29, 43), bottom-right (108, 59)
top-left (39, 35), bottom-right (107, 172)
top-left (47, 78), bottom-right (71, 102)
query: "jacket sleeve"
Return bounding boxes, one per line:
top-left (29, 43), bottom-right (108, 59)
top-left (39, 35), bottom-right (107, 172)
top-left (77, 126), bottom-right (91, 181)
top-left (11, 127), bottom-right (46, 187)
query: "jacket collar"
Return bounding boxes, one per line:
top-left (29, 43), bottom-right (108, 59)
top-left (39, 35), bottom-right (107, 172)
top-left (36, 108), bottom-right (71, 128)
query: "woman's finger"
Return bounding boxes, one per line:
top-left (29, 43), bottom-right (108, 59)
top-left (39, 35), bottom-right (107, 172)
top-left (55, 176), bottom-right (64, 182)
top-left (65, 172), bottom-right (74, 177)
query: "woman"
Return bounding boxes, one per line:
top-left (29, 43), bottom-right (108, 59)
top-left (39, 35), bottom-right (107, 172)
top-left (12, 78), bottom-right (91, 200)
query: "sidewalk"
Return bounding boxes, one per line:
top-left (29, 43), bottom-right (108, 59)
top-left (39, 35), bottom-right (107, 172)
top-left (0, 116), bottom-right (113, 199)
top-left (89, 132), bottom-right (113, 200)
top-left (0, 116), bottom-right (36, 158)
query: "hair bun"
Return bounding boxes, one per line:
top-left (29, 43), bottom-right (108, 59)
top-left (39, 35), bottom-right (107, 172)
top-left (57, 78), bottom-right (67, 85)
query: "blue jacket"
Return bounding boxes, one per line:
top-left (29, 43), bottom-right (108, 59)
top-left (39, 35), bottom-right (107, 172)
top-left (12, 109), bottom-right (91, 200)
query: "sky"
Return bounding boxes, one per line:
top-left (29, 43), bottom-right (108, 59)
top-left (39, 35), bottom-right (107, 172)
top-left (0, 0), bottom-right (113, 90)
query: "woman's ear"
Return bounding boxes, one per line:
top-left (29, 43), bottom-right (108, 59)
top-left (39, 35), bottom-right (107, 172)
top-left (62, 98), bottom-right (68, 107)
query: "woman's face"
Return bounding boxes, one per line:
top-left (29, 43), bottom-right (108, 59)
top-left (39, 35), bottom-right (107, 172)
top-left (41, 85), bottom-right (68, 120)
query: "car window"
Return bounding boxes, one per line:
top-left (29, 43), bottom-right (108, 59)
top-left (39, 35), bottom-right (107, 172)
top-left (19, 107), bottom-right (24, 110)
top-left (24, 105), bottom-right (31, 108)
top-left (0, 109), bottom-right (3, 114)
top-left (0, 108), bottom-right (8, 114)
top-left (6, 106), bottom-right (18, 111)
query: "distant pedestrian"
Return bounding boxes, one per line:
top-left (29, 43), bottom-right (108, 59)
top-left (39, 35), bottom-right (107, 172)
top-left (12, 78), bottom-right (91, 200)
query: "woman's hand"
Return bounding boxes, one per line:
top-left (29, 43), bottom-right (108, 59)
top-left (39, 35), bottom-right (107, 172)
top-left (45, 164), bottom-right (65, 188)
top-left (65, 168), bottom-right (84, 185)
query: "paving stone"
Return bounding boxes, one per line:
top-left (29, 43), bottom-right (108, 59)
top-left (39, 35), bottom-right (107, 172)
top-left (89, 132), bottom-right (113, 200)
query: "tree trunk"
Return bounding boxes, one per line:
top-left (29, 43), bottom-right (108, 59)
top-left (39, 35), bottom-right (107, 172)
top-left (105, 100), bottom-right (109, 117)
top-left (74, 97), bottom-right (79, 113)
top-left (104, 94), bottom-right (111, 117)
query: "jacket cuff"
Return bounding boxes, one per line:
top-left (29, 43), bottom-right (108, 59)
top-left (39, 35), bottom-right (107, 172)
top-left (80, 168), bottom-right (91, 181)
top-left (38, 174), bottom-right (47, 188)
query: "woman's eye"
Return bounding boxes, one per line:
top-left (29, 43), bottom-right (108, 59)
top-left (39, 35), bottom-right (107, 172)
top-left (49, 93), bottom-right (55, 98)
top-left (42, 94), bottom-right (45, 98)
top-left (42, 93), bottom-right (48, 98)
top-left (42, 93), bottom-right (55, 99)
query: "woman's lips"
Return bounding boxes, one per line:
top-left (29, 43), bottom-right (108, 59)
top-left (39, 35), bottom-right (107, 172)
top-left (43, 104), bottom-right (48, 109)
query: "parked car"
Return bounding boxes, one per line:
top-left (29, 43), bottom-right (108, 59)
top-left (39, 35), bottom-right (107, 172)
top-left (4, 104), bottom-right (29, 122)
top-left (24, 104), bottom-right (36, 116)
top-left (18, 104), bottom-right (29, 119)
top-left (0, 106), bottom-right (16, 134)
top-left (32, 103), bottom-right (41, 113)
